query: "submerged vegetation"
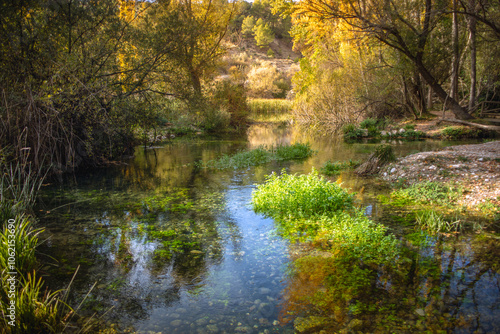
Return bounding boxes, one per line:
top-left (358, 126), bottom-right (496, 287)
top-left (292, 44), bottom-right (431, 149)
top-left (199, 143), bottom-right (314, 169)
top-left (252, 170), bottom-right (401, 328)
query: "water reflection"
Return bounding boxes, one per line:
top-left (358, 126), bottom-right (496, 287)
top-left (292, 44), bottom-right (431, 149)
top-left (36, 124), bottom-right (496, 333)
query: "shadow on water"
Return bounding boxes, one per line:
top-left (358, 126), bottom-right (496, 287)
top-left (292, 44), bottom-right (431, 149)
top-left (35, 124), bottom-right (498, 333)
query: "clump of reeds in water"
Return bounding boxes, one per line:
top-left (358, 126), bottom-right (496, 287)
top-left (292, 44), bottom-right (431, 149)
top-left (198, 143), bottom-right (314, 169)
top-left (248, 99), bottom-right (292, 114)
top-left (0, 154), bottom-right (84, 333)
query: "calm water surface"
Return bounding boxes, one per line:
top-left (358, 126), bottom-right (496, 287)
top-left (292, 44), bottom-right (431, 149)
top-left (36, 124), bottom-right (499, 333)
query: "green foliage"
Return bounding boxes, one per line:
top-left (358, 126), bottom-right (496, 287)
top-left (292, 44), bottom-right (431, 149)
top-left (248, 99), bottom-right (292, 114)
top-left (274, 143), bottom-right (314, 160)
top-left (440, 126), bottom-right (480, 139)
top-left (390, 181), bottom-right (463, 207)
top-left (320, 160), bottom-right (360, 176)
top-left (342, 124), bottom-right (365, 140)
top-left (242, 16), bottom-right (256, 37)
top-left (253, 19), bottom-right (275, 47)
top-left (0, 216), bottom-right (43, 274)
top-left (0, 272), bottom-right (71, 333)
top-left (415, 210), bottom-right (463, 234)
top-left (374, 144), bottom-right (396, 163)
top-left (359, 118), bottom-right (378, 129)
top-left (252, 170), bottom-right (400, 324)
top-left (252, 170), bottom-right (354, 219)
top-left (200, 143), bottom-right (314, 169)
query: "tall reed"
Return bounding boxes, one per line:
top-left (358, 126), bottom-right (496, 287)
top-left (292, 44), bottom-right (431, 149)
top-left (248, 99), bottom-right (292, 114)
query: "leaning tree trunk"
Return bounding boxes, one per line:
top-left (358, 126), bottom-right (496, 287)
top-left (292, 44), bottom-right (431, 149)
top-left (415, 59), bottom-right (473, 120)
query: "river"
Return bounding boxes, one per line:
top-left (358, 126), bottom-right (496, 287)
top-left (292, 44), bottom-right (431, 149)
top-left (36, 123), bottom-right (499, 333)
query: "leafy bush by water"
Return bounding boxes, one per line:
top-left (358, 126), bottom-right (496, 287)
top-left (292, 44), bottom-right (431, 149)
top-left (374, 144), bottom-right (396, 163)
top-left (252, 170), bottom-right (354, 219)
top-left (342, 124), bottom-right (365, 140)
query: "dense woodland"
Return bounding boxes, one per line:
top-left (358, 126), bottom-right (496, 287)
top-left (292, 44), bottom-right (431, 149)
top-left (1, 0), bottom-right (499, 170)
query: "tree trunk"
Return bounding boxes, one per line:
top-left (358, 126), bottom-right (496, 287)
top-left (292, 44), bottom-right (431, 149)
top-left (415, 59), bottom-right (473, 119)
top-left (450, 0), bottom-right (460, 100)
top-left (427, 86), bottom-right (433, 109)
top-left (467, 0), bottom-right (477, 113)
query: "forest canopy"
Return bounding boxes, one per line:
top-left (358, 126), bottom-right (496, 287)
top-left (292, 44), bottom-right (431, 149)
top-left (1, 0), bottom-right (499, 169)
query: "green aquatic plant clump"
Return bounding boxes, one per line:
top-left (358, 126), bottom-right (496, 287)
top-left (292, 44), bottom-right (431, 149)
top-left (0, 215), bottom-right (43, 274)
top-left (252, 169), bottom-right (354, 219)
top-left (201, 143), bottom-right (314, 169)
top-left (390, 181), bottom-right (463, 207)
top-left (416, 210), bottom-right (463, 234)
top-left (279, 212), bottom-right (400, 262)
top-left (320, 160), bottom-right (361, 176)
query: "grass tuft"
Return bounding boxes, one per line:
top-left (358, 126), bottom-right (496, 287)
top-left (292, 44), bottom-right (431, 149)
top-left (320, 160), bottom-right (361, 176)
top-left (199, 143), bottom-right (314, 169)
top-left (248, 99), bottom-right (292, 114)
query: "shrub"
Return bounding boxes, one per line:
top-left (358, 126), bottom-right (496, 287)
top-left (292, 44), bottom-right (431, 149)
top-left (246, 63), bottom-right (291, 99)
top-left (342, 124), bottom-right (365, 140)
top-left (252, 169), bottom-right (354, 219)
top-left (274, 143), bottom-right (313, 160)
top-left (440, 126), bottom-right (479, 139)
top-left (359, 118), bottom-right (378, 129)
top-left (210, 79), bottom-right (248, 130)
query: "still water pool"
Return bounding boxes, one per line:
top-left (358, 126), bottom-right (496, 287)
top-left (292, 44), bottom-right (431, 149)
top-left (36, 124), bottom-right (499, 333)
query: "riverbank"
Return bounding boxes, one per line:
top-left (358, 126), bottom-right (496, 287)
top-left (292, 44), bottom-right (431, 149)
top-left (381, 140), bottom-right (500, 210)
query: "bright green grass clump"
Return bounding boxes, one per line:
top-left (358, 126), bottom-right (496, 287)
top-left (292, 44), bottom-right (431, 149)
top-left (248, 98), bottom-right (292, 114)
top-left (252, 170), bottom-right (400, 323)
top-left (200, 143), bottom-right (314, 169)
top-left (0, 215), bottom-right (43, 273)
top-left (389, 181), bottom-right (462, 207)
top-left (252, 169), bottom-right (354, 219)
